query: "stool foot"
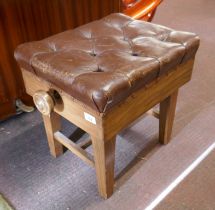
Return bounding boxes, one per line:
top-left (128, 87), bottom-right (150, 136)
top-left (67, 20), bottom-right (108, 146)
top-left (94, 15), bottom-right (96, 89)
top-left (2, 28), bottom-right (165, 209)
top-left (91, 135), bottom-right (116, 199)
top-left (159, 90), bottom-right (178, 144)
top-left (42, 112), bottom-right (64, 157)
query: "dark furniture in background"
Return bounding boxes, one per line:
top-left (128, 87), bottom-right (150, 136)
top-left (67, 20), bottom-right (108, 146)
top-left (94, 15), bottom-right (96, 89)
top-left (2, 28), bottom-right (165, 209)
top-left (0, 0), bottom-right (121, 120)
top-left (122, 0), bottom-right (162, 21)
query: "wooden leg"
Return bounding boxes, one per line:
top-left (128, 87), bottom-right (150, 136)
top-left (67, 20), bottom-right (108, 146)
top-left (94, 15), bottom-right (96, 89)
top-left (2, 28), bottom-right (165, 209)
top-left (91, 135), bottom-right (116, 199)
top-left (42, 112), bottom-right (64, 157)
top-left (159, 90), bottom-right (178, 144)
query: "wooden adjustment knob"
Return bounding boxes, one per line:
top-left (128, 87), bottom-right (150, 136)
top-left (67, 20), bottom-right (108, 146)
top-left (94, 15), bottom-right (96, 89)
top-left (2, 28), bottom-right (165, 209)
top-left (33, 90), bottom-right (54, 115)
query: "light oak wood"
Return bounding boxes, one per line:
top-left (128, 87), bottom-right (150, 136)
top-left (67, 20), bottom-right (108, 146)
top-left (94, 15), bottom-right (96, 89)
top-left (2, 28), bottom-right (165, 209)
top-left (21, 58), bottom-right (194, 198)
top-left (22, 70), bottom-right (103, 139)
top-left (42, 113), bottom-right (63, 157)
top-left (33, 91), bottom-right (55, 115)
top-left (159, 90), bottom-right (178, 144)
top-left (91, 135), bottom-right (116, 199)
top-left (54, 131), bottom-right (94, 167)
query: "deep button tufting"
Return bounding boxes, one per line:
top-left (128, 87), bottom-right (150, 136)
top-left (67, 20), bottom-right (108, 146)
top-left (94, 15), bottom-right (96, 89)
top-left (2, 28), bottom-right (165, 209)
top-left (132, 53), bottom-right (139, 56)
top-left (14, 13), bottom-right (200, 113)
top-left (90, 53), bottom-right (97, 57)
top-left (93, 68), bottom-right (104, 73)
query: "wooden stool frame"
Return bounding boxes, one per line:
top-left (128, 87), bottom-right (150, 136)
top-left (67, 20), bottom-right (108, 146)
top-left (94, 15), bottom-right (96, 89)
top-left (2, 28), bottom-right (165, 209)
top-left (21, 59), bottom-right (194, 199)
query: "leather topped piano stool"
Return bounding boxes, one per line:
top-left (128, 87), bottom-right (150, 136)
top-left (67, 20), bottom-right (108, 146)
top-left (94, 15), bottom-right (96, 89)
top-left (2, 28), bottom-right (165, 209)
top-left (14, 13), bottom-right (200, 199)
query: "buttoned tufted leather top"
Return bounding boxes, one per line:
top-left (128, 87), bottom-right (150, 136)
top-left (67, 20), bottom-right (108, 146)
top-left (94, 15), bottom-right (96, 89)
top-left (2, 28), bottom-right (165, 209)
top-left (15, 13), bottom-right (199, 113)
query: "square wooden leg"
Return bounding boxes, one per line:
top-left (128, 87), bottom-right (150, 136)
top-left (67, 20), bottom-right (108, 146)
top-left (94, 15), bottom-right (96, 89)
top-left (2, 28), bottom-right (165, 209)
top-left (91, 135), bottom-right (116, 199)
top-left (42, 112), bottom-right (64, 157)
top-left (159, 90), bottom-right (178, 144)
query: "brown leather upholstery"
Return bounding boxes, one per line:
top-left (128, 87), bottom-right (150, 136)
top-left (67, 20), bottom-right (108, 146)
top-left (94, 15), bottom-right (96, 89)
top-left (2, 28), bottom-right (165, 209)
top-left (15, 13), bottom-right (200, 113)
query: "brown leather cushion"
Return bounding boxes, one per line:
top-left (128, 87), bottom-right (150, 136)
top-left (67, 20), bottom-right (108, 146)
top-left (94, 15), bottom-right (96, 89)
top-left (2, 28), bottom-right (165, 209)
top-left (14, 13), bottom-right (200, 112)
